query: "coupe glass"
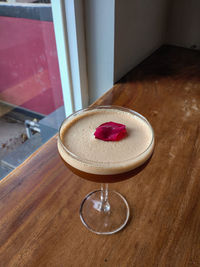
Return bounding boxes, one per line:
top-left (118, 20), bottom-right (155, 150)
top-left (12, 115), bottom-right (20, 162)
top-left (57, 106), bottom-right (154, 235)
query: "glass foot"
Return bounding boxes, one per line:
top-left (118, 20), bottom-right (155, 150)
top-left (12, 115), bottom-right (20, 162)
top-left (80, 190), bottom-right (130, 235)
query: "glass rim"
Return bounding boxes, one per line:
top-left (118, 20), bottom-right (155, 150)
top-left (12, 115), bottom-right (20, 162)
top-left (58, 105), bottom-right (155, 166)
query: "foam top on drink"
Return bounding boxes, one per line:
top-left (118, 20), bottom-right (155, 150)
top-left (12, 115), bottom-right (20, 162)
top-left (58, 108), bottom-right (154, 175)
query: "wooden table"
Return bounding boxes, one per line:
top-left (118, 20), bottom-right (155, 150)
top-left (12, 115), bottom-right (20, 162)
top-left (1, 46), bottom-right (200, 266)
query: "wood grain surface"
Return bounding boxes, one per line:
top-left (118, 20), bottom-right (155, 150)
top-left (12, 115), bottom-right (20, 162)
top-left (0, 46), bottom-right (200, 267)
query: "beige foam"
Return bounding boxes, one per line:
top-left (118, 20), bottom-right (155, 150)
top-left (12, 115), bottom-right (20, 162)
top-left (58, 108), bottom-right (154, 175)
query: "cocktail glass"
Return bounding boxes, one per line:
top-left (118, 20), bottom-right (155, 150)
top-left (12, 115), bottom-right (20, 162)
top-left (57, 106), bottom-right (154, 235)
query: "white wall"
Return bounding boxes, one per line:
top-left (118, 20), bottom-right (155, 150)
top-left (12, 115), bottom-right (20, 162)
top-left (166, 0), bottom-right (200, 50)
top-left (84, 0), bottom-right (200, 104)
top-left (84, 0), bottom-right (115, 104)
top-left (114, 0), bottom-right (170, 82)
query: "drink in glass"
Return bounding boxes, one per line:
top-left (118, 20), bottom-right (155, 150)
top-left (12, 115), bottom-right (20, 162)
top-left (57, 106), bottom-right (154, 234)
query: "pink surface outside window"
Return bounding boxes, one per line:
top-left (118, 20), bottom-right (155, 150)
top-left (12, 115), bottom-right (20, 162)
top-left (0, 16), bottom-right (63, 115)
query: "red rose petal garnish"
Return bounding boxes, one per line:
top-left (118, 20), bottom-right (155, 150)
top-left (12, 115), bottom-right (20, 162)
top-left (94, 122), bottom-right (127, 141)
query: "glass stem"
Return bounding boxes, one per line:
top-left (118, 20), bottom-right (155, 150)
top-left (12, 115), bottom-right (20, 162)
top-left (100, 183), bottom-right (110, 213)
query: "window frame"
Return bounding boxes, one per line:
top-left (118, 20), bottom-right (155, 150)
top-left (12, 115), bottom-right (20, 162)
top-left (51, 0), bottom-right (88, 117)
